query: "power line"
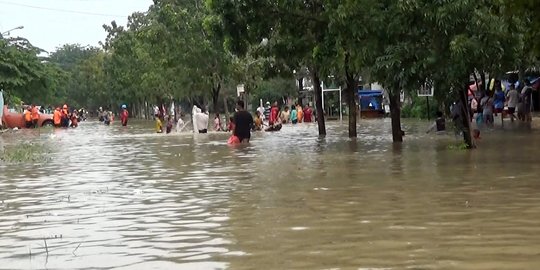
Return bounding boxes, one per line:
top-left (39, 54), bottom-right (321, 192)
top-left (0, 0), bottom-right (129, 18)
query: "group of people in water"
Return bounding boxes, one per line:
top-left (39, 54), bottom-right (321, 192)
top-left (149, 100), bottom-right (313, 144)
top-left (19, 103), bottom-right (87, 129)
top-left (257, 102), bottom-right (314, 126)
top-left (225, 101), bottom-right (314, 143)
top-left (470, 80), bottom-right (533, 127)
top-left (97, 105), bottom-right (129, 126)
top-left (51, 104), bottom-right (82, 128)
top-left (426, 80), bottom-right (535, 140)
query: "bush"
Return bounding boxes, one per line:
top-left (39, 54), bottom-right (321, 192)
top-left (401, 95), bottom-right (440, 119)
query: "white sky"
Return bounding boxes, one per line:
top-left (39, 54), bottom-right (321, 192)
top-left (0, 0), bottom-right (152, 52)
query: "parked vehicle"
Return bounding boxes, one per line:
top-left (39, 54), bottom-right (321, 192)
top-left (2, 105), bottom-right (54, 128)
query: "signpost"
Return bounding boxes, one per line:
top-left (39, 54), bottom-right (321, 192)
top-left (321, 82), bottom-right (342, 122)
top-left (418, 80), bottom-right (434, 119)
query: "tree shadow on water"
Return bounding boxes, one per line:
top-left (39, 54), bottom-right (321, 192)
top-left (390, 143), bottom-right (404, 177)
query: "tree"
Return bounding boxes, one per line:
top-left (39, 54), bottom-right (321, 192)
top-left (49, 44), bottom-right (106, 108)
top-left (208, 0), bottom-right (329, 135)
top-left (321, 0), bottom-right (379, 137)
top-left (153, 0), bottom-right (234, 113)
top-left (0, 37), bottom-right (67, 106)
top-left (357, 1), bottom-right (430, 142)
top-left (422, 0), bottom-right (521, 148)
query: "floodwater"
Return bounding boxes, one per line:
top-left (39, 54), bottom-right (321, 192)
top-left (1, 118), bottom-right (540, 270)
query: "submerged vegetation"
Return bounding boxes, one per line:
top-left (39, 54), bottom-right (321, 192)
top-left (0, 142), bottom-right (50, 163)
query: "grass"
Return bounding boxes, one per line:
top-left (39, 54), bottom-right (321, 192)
top-left (447, 142), bottom-right (471, 150)
top-left (0, 142), bottom-right (50, 163)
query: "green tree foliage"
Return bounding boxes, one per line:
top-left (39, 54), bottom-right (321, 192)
top-left (48, 44), bottom-right (107, 108)
top-left (338, 0), bottom-right (524, 146)
top-left (208, 0), bottom-right (331, 135)
top-left (506, 0), bottom-right (540, 57)
top-left (421, 0), bottom-right (521, 148)
top-left (250, 77), bottom-right (297, 106)
top-left (0, 37), bottom-right (66, 106)
top-left (97, 1), bottom-right (238, 114)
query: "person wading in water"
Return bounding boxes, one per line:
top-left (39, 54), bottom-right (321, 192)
top-left (233, 100), bottom-right (254, 143)
top-left (120, 104), bottom-right (129, 127)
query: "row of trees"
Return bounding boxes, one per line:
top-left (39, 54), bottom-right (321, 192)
top-left (2, 0), bottom-right (295, 118)
top-left (208, 0), bottom-right (540, 148)
top-left (97, 0), bottom-right (296, 118)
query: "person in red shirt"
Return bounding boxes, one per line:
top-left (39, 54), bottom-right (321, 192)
top-left (303, 105), bottom-right (313, 123)
top-left (269, 101), bottom-right (279, 126)
top-left (120, 104), bottom-right (129, 126)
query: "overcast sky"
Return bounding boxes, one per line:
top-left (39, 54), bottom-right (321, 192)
top-left (0, 0), bottom-right (152, 52)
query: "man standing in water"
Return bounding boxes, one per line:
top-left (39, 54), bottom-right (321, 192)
top-left (521, 79), bottom-right (533, 123)
top-left (233, 100), bottom-right (254, 143)
top-left (506, 84), bottom-right (519, 122)
top-left (193, 106), bottom-right (209, 133)
top-left (120, 104), bottom-right (129, 127)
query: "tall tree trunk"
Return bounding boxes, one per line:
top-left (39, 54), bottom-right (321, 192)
top-left (388, 85), bottom-right (403, 143)
top-left (132, 103), bottom-right (137, 119)
top-left (459, 86), bottom-right (474, 148)
top-left (144, 100), bottom-right (148, 119)
top-left (345, 58), bottom-right (357, 138)
top-left (211, 83), bottom-right (221, 114)
top-left (312, 69), bottom-right (326, 136)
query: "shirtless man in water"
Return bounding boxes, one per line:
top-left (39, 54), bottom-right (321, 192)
top-left (233, 100), bottom-right (254, 143)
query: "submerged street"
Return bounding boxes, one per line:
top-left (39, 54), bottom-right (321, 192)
top-left (1, 120), bottom-right (540, 269)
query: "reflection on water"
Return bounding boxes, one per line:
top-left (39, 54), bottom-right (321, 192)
top-left (1, 118), bottom-right (540, 269)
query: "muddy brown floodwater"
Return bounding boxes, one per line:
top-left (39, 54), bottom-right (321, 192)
top-left (1, 118), bottom-right (540, 270)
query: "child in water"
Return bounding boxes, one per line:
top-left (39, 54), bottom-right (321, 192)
top-left (226, 117), bottom-right (240, 144)
top-left (253, 111), bottom-right (263, 131)
top-left (155, 114), bottom-right (163, 133)
top-left (227, 117), bottom-right (235, 132)
top-left (214, 113), bottom-right (222, 131)
top-left (290, 106), bottom-right (298, 124)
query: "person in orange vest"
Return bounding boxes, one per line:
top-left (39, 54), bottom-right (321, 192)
top-left (53, 107), bottom-right (62, 127)
top-left (31, 105), bottom-right (40, 128)
top-left (61, 104), bottom-right (70, 128)
top-left (24, 106), bottom-right (33, 128)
